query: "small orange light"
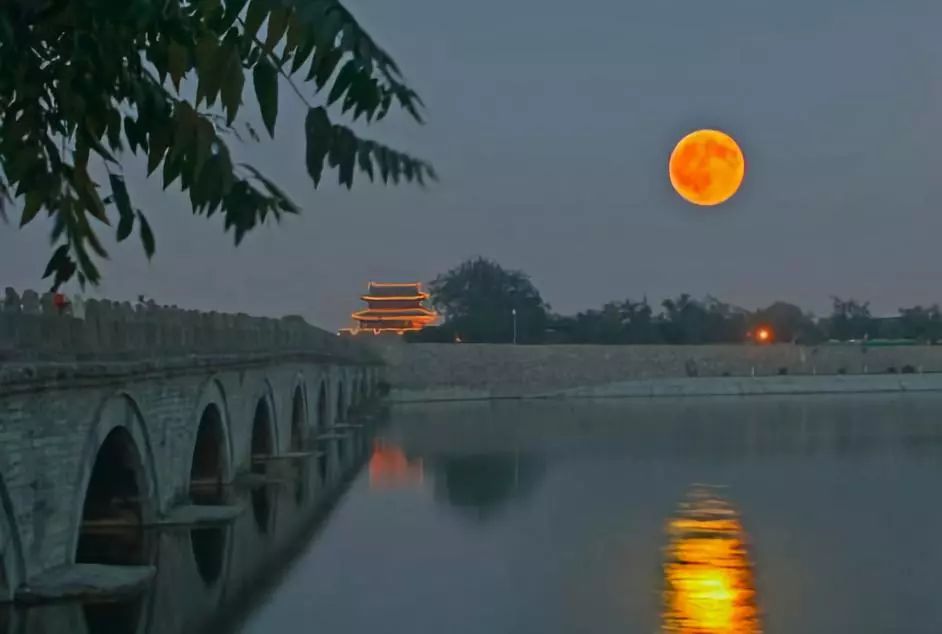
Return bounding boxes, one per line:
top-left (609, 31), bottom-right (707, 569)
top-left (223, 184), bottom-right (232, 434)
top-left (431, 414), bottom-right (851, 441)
top-left (755, 327), bottom-right (772, 343)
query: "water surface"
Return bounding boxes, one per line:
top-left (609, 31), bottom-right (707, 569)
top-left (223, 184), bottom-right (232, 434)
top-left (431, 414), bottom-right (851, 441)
top-left (8, 394), bottom-right (942, 634)
top-left (243, 394), bottom-right (942, 634)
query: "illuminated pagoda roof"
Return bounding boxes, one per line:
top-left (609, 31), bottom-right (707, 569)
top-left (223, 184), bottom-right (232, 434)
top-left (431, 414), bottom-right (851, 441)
top-left (341, 282), bottom-right (438, 336)
top-left (360, 282), bottom-right (430, 301)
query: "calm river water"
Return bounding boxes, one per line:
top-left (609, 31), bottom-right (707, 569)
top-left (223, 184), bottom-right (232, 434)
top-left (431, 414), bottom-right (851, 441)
top-left (8, 394), bottom-right (942, 633)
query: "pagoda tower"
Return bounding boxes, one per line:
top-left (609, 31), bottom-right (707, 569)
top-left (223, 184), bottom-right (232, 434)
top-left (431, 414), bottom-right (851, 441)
top-left (343, 282), bottom-right (438, 335)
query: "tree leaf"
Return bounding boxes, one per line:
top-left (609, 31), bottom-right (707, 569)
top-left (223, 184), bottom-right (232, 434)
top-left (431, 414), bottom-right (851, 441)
top-left (375, 145), bottom-right (389, 182)
top-left (138, 211), bottom-right (155, 258)
top-left (221, 0), bottom-right (249, 30)
top-left (195, 34), bottom-right (222, 106)
top-left (109, 174), bottom-right (135, 241)
top-left (117, 212), bottom-right (135, 242)
top-left (167, 41), bottom-right (189, 91)
top-left (304, 106), bottom-right (332, 187)
top-left (42, 244), bottom-right (71, 279)
top-left (147, 126), bottom-right (171, 175)
top-left (163, 153), bottom-right (183, 189)
top-left (253, 59), bottom-right (278, 136)
top-left (309, 47), bottom-right (342, 88)
top-left (245, 121), bottom-right (261, 142)
top-left (265, 7), bottom-right (290, 53)
top-left (20, 191), bottom-right (42, 227)
top-left (106, 108), bottom-right (123, 151)
top-left (0, 182), bottom-right (9, 223)
top-left (327, 60), bottom-right (356, 106)
top-left (71, 169), bottom-right (110, 225)
top-left (290, 35), bottom-right (316, 74)
top-left (241, 163), bottom-right (300, 213)
top-left (243, 0), bottom-right (270, 41)
top-left (124, 116), bottom-right (141, 154)
top-left (313, 6), bottom-right (343, 48)
top-left (285, 12), bottom-right (305, 54)
top-left (334, 128), bottom-right (356, 188)
top-left (193, 117), bottom-right (214, 178)
top-left (356, 141), bottom-right (374, 181)
top-left (84, 132), bottom-right (118, 164)
top-left (220, 45), bottom-right (245, 124)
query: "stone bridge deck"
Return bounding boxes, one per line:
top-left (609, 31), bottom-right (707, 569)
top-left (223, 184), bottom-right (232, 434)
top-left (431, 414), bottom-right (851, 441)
top-left (0, 288), bottom-right (385, 603)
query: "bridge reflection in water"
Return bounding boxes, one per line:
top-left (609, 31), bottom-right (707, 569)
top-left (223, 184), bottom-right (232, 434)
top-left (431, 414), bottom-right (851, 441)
top-left (0, 418), bottom-right (381, 634)
top-left (663, 487), bottom-right (762, 634)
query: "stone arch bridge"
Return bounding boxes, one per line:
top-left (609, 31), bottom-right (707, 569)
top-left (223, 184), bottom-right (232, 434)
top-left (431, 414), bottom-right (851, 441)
top-left (0, 289), bottom-right (384, 603)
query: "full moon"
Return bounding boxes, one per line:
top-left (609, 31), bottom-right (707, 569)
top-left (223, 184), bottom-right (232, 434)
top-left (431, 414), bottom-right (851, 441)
top-left (669, 129), bottom-right (745, 206)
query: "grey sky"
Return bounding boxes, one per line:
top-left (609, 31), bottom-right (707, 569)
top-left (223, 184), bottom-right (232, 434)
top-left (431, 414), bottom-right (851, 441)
top-left (2, 0), bottom-right (942, 329)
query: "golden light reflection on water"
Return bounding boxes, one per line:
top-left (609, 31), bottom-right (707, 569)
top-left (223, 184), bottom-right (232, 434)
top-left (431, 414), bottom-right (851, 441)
top-left (663, 487), bottom-right (761, 634)
top-left (368, 440), bottom-right (424, 489)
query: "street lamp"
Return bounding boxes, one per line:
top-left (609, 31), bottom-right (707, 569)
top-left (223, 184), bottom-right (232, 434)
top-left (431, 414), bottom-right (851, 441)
top-left (512, 308), bottom-right (517, 345)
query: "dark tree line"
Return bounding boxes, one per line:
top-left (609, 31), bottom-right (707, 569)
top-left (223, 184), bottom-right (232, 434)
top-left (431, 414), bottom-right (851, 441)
top-left (407, 258), bottom-right (942, 345)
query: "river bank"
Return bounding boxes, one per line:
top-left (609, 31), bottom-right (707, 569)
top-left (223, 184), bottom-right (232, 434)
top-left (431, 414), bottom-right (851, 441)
top-left (375, 342), bottom-right (942, 402)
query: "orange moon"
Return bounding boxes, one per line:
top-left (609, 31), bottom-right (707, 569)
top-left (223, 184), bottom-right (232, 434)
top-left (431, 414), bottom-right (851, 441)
top-left (669, 129), bottom-right (745, 206)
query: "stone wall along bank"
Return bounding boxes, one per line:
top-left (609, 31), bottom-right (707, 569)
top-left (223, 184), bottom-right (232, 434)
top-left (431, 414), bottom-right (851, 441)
top-left (379, 342), bottom-right (942, 400)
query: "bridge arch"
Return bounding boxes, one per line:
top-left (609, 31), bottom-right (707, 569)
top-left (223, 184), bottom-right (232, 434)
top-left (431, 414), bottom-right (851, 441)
top-left (249, 387), bottom-right (278, 468)
top-left (249, 385), bottom-right (277, 534)
top-left (289, 375), bottom-right (310, 505)
top-left (244, 379), bottom-right (279, 461)
top-left (312, 379), bottom-right (330, 484)
top-left (351, 375), bottom-right (360, 410)
top-left (360, 368), bottom-right (370, 401)
top-left (0, 474), bottom-right (25, 602)
top-left (336, 379), bottom-right (347, 424)
top-left (189, 524), bottom-right (230, 588)
top-left (72, 393), bottom-right (158, 566)
top-left (314, 379), bottom-right (329, 432)
top-left (189, 378), bottom-right (234, 502)
top-left (290, 374), bottom-right (307, 452)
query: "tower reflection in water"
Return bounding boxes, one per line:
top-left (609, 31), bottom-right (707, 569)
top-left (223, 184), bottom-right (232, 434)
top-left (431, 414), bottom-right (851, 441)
top-left (662, 486), bottom-right (762, 634)
top-left (368, 440), bottom-right (424, 489)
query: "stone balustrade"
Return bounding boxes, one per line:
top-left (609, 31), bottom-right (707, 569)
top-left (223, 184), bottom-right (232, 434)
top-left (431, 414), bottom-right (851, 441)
top-left (0, 287), bottom-right (378, 364)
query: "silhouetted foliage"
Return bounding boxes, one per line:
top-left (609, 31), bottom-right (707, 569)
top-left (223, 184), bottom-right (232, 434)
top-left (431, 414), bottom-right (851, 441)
top-left (404, 324), bottom-right (457, 343)
top-left (415, 260), bottom-right (942, 345)
top-left (424, 257), bottom-right (549, 344)
top-left (660, 295), bottom-right (748, 344)
top-left (547, 298), bottom-right (659, 344)
top-left (0, 0), bottom-right (434, 288)
top-left (750, 301), bottom-right (823, 344)
top-left (828, 297), bottom-right (873, 341)
top-left (433, 453), bottom-right (544, 521)
top-left (897, 306), bottom-right (942, 343)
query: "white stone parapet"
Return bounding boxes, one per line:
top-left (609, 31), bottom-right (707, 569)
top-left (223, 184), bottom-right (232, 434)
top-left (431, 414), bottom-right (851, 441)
top-left (0, 287), bottom-right (379, 365)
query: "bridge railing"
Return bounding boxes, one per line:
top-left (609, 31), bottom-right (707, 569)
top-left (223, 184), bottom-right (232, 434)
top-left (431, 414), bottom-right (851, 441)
top-left (0, 288), bottom-right (380, 364)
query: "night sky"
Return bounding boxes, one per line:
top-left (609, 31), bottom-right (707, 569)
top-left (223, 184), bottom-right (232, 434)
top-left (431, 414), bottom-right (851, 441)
top-left (2, 0), bottom-right (941, 329)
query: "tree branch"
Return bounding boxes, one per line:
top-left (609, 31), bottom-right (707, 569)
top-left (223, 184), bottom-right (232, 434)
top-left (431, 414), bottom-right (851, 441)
top-left (237, 16), bottom-right (313, 110)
